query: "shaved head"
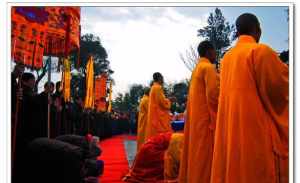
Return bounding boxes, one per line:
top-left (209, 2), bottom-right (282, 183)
top-left (236, 13), bottom-right (261, 42)
top-left (197, 40), bottom-right (216, 63)
top-left (153, 72), bottom-right (164, 84)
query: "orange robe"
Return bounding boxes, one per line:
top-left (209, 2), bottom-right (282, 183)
top-left (123, 132), bottom-right (172, 183)
top-left (145, 82), bottom-right (172, 141)
top-left (123, 132), bottom-right (184, 183)
top-left (164, 133), bottom-right (184, 182)
top-left (179, 57), bottom-right (219, 183)
top-left (137, 95), bottom-right (149, 151)
top-left (211, 35), bottom-right (288, 183)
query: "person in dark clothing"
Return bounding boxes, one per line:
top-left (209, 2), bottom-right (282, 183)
top-left (38, 81), bottom-right (55, 138)
top-left (11, 63), bottom-right (25, 121)
top-left (73, 96), bottom-right (83, 135)
top-left (54, 81), bottom-right (73, 135)
top-left (11, 63), bottom-right (25, 183)
top-left (53, 81), bottom-right (62, 97)
top-left (52, 81), bottom-right (63, 136)
top-left (13, 72), bottom-right (44, 183)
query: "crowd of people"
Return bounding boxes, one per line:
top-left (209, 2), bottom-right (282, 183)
top-left (11, 64), bottom-right (134, 182)
top-left (129, 13), bottom-right (289, 183)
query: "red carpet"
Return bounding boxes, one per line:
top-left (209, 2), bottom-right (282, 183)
top-left (98, 135), bottom-right (130, 183)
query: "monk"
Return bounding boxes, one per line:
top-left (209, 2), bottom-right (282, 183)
top-left (144, 72), bottom-right (173, 141)
top-left (178, 41), bottom-right (219, 183)
top-left (123, 132), bottom-right (184, 183)
top-left (136, 87), bottom-right (150, 151)
top-left (211, 13), bottom-right (288, 183)
top-left (164, 133), bottom-right (184, 182)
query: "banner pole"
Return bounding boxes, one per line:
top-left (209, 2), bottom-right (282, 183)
top-left (47, 56), bottom-right (51, 138)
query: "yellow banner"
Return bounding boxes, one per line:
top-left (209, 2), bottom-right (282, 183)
top-left (107, 81), bottom-right (113, 112)
top-left (84, 56), bottom-right (94, 109)
top-left (62, 58), bottom-right (71, 102)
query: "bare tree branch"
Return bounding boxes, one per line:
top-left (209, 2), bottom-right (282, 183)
top-left (179, 45), bottom-right (198, 72)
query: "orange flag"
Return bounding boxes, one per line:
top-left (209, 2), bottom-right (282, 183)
top-left (107, 81), bottom-right (113, 112)
top-left (95, 74), bottom-right (108, 112)
top-left (84, 56), bottom-right (94, 109)
top-left (62, 58), bottom-right (71, 102)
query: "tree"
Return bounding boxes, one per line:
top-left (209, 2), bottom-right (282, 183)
top-left (166, 81), bottom-right (188, 113)
top-left (112, 84), bottom-right (146, 113)
top-left (128, 84), bottom-right (145, 112)
top-left (113, 93), bottom-right (130, 112)
top-left (197, 8), bottom-right (234, 69)
top-left (173, 82), bottom-right (188, 106)
top-left (34, 56), bottom-right (60, 93)
top-left (279, 50), bottom-right (289, 65)
top-left (113, 80), bottom-right (189, 114)
top-left (179, 45), bottom-right (198, 72)
top-left (72, 33), bottom-right (112, 75)
top-left (70, 33), bottom-right (113, 99)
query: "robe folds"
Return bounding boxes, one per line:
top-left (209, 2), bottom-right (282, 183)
top-left (123, 132), bottom-right (172, 183)
top-left (179, 57), bottom-right (220, 183)
top-left (123, 132), bottom-right (184, 183)
top-left (164, 133), bottom-right (184, 182)
top-left (137, 95), bottom-right (149, 152)
top-left (211, 35), bottom-right (289, 183)
top-left (145, 82), bottom-right (172, 141)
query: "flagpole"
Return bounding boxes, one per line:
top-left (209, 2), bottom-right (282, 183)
top-left (47, 36), bottom-right (54, 138)
top-left (47, 56), bottom-right (51, 138)
top-left (12, 52), bottom-right (25, 171)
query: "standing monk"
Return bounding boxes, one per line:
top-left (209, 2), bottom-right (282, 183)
top-left (144, 72), bottom-right (173, 141)
top-left (211, 13), bottom-right (288, 183)
top-left (178, 41), bottom-right (219, 183)
top-left (137, 87), bottom-right (150, 151)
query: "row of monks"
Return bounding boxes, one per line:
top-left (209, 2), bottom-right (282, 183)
top-left (127, 13), bottom-right (289, 183)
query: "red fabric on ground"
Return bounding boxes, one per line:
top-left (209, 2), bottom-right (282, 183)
top-left (124, 135), bottom-right (137, 141)
top-left (98, 135), bottom-right (129, 183)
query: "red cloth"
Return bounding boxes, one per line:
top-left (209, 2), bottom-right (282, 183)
top-left (124, 132), bottom-right (172, 183)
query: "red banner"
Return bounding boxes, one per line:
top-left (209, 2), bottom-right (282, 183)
top-left (11, 7), bottom-right (48, 68)
top-left (94, 74), bottom-right (108, 112)
top-left (11, 6), bottom-right (80, 69)
top-left (44, 7), bottom-right (80, 56)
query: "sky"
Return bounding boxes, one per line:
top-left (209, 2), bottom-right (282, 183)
top-left (79, 6), bottom-right (289, 98)
top-left (33, 6), bottom-right (289, 97)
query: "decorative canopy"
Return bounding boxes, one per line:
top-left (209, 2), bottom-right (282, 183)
top-left (11, 6), bottom-right (80, 69)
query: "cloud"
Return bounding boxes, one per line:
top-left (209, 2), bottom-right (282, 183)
top-left (81, 7), bottom-right (210, 97)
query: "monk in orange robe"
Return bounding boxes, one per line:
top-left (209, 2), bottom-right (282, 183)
top-left (179, 41), bottom-right (219, 183)
top-left (164, 133), bottom-right (184, 182)
top-left (123, 132), bottom-right (184, 183)
top-left (137, 87), bottom-right (150, 151)
top-left (123, 132), bottom-right (172, 183)
top-left (144, 72), bottom-right (173, 141)
top-left (211, 13), bottom-right (288, 183)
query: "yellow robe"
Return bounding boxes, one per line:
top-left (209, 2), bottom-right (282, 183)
top-left (144, 82), bottom-right (172, 141)
top-left (211, 35), bottom-right (289, 183)
top-left (178, 57), bottom-right (219, 183)
top-left (137, 95), bottom-right (149, 151)
top-left (164, 133), bottom-right (184, 182)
